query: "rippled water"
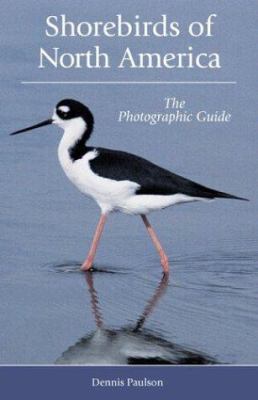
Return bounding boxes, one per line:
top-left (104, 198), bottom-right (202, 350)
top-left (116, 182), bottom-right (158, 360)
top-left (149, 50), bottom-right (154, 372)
top-left (1, 227), bottom-right (257, 364)
top-left (55, 271), bottom-right (216, 365)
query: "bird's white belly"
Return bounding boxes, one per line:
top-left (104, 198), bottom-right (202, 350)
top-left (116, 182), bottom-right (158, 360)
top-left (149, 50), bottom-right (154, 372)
top-left (119, 193), bottom-right (206, 215)
top-left (58, 148), bottom-right (140, 213)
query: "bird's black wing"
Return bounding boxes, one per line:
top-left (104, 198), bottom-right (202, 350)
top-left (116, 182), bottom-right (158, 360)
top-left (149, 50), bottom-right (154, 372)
top-left (89, 147), bottom-right (246, 200)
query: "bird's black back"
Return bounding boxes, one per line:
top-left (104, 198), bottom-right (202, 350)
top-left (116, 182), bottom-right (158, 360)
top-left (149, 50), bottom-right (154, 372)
top-left (88, 147), bottom-right (246, 200)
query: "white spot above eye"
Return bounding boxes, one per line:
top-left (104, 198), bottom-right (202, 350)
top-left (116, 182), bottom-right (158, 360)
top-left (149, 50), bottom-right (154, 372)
top-left (58, 105), bottom-right (70, 113)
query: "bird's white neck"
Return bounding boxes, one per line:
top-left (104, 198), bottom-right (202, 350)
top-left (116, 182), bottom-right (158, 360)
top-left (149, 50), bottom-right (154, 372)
top-left (58, 117), bottom-right (87, 151)
top-left (57, 117), bottom-right (89, 172)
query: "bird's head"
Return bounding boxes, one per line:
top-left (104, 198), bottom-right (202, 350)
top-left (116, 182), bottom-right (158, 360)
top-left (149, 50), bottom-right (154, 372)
top-left (10, 99), bottom-right (94, 140)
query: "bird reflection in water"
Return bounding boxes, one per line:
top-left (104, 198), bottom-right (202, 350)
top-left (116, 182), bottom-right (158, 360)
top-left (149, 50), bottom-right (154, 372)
top-left (56, 271), bottom-right (216, 365)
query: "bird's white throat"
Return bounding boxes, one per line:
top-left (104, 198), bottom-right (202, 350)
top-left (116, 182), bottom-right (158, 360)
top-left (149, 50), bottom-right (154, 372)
top-left (57, 116), bottom-right (87, 175)
top-left (57, 116), bottom-right (87, 149)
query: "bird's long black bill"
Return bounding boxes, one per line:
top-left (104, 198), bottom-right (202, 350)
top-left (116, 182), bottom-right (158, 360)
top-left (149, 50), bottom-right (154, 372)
top-left (10, 119), bottom-right (53, 136)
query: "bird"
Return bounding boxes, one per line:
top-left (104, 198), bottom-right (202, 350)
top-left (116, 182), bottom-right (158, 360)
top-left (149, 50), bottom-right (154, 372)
top-left (10, 98), bottom-right (248, 274)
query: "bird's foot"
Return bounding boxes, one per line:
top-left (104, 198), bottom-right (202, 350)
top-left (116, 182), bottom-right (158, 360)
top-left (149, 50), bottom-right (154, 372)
top-left (160, 255), bottom-right (170, 274)
top-left (80, 257), bottom-right (94, 271)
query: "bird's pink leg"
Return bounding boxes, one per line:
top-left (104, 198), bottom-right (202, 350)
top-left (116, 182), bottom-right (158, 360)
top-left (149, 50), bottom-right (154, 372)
top-left (141, 214), bottom-right (169, 274)
top-left (81, 213), bottom-right (108, 271)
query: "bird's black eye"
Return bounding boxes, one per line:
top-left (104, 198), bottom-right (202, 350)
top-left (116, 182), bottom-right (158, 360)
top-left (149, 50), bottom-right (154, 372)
top-left (57, 108), bottom-right (70, 119)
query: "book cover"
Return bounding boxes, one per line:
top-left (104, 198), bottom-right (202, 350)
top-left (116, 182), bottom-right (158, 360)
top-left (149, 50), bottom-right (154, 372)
top-left (1, 0), bottom-right (257, 399)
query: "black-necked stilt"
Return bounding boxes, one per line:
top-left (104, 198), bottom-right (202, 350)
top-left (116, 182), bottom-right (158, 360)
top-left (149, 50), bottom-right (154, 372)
top-left (10, 99), bottom-right (248, 274)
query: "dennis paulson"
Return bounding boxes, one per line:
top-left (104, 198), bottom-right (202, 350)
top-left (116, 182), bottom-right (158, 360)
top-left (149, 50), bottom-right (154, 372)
top-left (92, 377), bottom-right (164, 388)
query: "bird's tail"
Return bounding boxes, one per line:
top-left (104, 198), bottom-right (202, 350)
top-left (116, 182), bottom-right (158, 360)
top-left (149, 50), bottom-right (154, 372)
top-left (212, 190), bottom-right (249, 201)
